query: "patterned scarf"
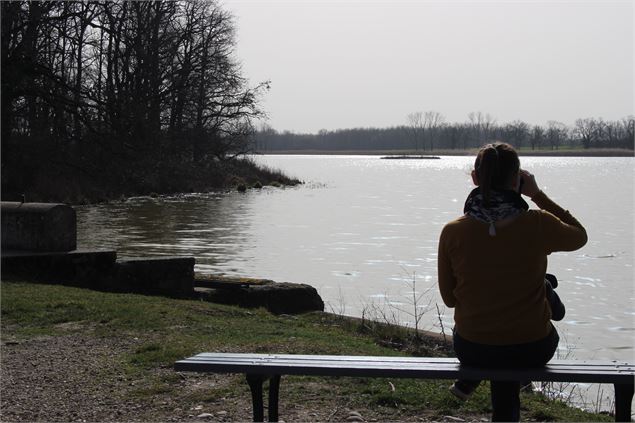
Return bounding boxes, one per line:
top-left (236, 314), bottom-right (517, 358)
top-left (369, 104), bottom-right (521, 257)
top-left (463, 187), bottom-right (529, 236)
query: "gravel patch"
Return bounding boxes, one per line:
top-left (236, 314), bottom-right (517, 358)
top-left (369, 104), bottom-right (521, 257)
top-left (1, 334), bottom-right (269, 421)
top-left (1, 334), bottom-right (483, 422)
top-left (2, 334), bottom-right (142, 422)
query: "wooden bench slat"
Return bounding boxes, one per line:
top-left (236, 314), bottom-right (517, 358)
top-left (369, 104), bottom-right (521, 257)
top-left (176, 361), bottom-right (632, 376)
top-left (175, 353), bottom-right (634, 384)
top-left (190, 353), bottom-right (631, 367)
top-left (181, 354), bottom-right (633, 372)
top-left (174, 353), bottom-right (634, 422)
top-left (189, 353), bottom-right (631, 366)
top-left (178, 359), bottom-right (631, 375)
top-left (177, 363), bottom-right (633, 375)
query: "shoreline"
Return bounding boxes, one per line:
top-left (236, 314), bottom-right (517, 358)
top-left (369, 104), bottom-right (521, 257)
top-left (1, 157), bottom-right (302, 206)
top-left (256, 148), bottom-right (634, 157)
top-left (1, 280), bottom-right (616, 422)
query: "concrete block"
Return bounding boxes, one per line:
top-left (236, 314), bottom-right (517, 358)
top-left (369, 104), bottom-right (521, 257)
top-left (1, 202), bottom-right (76, 251)
top-left (242, 282), bottom-right (324, 314)
top-left (1, 250), bottom-right (117, 284)
top-left (197, 277), bottom-right (324, 314)
top-left (115, 257), bottom-right (195, 298)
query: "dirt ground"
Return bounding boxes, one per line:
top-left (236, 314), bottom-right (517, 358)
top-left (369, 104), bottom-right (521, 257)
top-left (0, 334), bottom-right (488, 422)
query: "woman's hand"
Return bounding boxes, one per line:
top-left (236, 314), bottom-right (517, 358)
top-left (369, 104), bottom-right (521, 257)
top-left (519, 169), bottom-right (541, 198)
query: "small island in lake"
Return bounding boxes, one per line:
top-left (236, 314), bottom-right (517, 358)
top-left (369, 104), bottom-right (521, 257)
top-left (380, 155), bottom-right (441, 160)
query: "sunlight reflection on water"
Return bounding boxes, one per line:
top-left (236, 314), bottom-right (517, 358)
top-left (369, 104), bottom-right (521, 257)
top-left (77, 155), bottom-right (634, 365)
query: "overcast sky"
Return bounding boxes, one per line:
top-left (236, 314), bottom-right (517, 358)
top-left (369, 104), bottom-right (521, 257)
top-left (220, 0), bottom-right (633, 134)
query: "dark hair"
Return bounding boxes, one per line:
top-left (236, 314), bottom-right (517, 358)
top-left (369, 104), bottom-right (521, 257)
top-left (474, 142), bottom-right (519, 206)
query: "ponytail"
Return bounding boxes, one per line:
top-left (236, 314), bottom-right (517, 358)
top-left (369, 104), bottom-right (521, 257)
top-left (474, 142), bottom-right (519, 206)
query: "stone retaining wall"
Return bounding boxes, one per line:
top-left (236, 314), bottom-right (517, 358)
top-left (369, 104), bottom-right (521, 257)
top-left (1, 251), bottom-right (196, 298)
top-left (1, 202), bottom-right (325, 312)
top-left (114, 257), bottom-right (195, 297)
top-left (1, 202), bottom-right (76, 251)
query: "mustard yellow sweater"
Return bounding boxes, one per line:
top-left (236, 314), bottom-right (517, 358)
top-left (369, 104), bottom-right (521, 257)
top-left (437, 191), bottom-right (587, 345)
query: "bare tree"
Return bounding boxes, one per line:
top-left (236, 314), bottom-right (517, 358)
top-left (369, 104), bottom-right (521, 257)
top-left (574, 118), bottom-right (597, 149)
top-left (621, 117), bottom-right (634, 149)
top-left (546, 121), bottom-right (567, 150)
top-left (423, 111), bottom-right (445, 151)
top-left (467, 111), bottom-right (497, 147)
top-left (256, 123), bottom-right (276, 152)
top-left (504, 120), bottom-right (529, 149)
top-left (407, 111), bottom-right (424, 152)
top-left (530, 125), bottom-right (544, 150)
top-left (1, 0), bottom-right (267, 163)
top-left (481, 113), bottom-right (497, 142)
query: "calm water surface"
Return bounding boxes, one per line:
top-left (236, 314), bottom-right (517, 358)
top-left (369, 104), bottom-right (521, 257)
top-left (77, 155), bottom-right (634, 364)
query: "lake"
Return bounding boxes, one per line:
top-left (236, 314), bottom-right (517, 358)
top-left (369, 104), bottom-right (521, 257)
top-left (76, 155), bottom-right (634, 367)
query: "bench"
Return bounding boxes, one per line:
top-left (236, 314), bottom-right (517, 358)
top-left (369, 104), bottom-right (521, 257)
top-left (174, 353), bottom-right (634, 422)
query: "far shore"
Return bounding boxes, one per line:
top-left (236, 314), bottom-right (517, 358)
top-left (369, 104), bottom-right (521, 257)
top-left (256, 148), bottom-right (634, 157)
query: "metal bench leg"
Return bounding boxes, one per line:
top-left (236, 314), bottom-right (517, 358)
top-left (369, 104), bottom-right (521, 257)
top-left (614, 382), bottom-right (634, 422)
top-left (246, 374), bottom-right (265, 422)
top-left (268, 375), bottom-right (281, 422)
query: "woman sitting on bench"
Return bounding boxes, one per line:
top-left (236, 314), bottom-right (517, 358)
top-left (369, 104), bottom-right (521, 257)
top-left (437, 142), bottom-right (587, 422)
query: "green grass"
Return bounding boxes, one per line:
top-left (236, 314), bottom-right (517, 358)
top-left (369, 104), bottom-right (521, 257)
top-left (0, 280), bottom-right (613, 421)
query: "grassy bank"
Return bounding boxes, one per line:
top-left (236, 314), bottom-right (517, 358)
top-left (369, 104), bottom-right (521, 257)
top-left (0, 281), bottom-right (612, 422)
top-left (258, 148), bottom-right (634, 157)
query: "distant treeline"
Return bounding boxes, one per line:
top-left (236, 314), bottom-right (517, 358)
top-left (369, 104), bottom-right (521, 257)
top-left (255, 113), bottom-right (634, 152)
top-left (1, 1), bottom-right (278, 202)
